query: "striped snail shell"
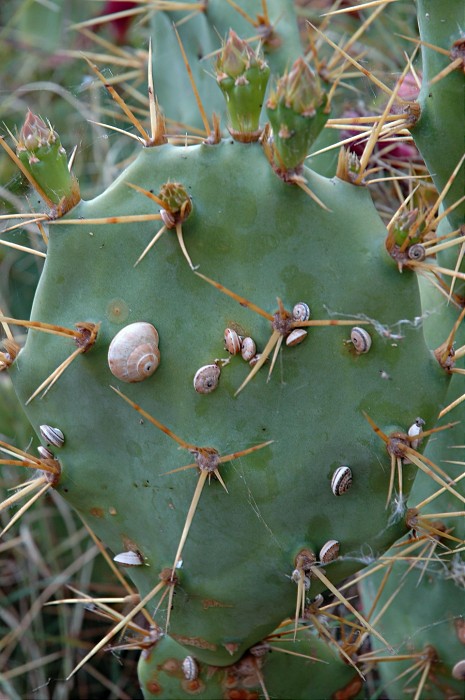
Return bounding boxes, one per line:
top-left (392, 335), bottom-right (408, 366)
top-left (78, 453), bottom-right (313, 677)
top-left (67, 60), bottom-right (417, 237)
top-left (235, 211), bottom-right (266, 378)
top-left (292, 302), bottom-right (311, 323)
top-left (181, 656), bottom-right (198, 681)
top-left (224, 328), bottom-right (242, 355)
top-left (319, 539), bottom-right (340, 564)
top-left (350, 327), bottom-right (372, 354)
top-left (331, 466), bottom-right (352, 496)
top-left (113, 551), bottom-right (144, 566)
top-left (38, 445), bottom-right (54, 460)
top-left (40, 425), bottom-right (65, 447)
top-left (193, 364), bottom-right (220, 394)
top-left (286, 328), bottom-right (308, 347)
top-left (408, 243), bottom-right (426, 261)
top-left (108, 322), bottom-right (160, 383)
top-left (240, 337), bottom-right (256, 361)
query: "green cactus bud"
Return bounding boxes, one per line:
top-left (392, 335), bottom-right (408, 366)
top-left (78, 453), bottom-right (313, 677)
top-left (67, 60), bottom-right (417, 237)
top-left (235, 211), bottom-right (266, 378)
top-left (216, 30), bottom-right (270, 141)
top-left (267, 58), bottom-right (329, 172)
top-left (158, 182), bottom-right (192, 221)
top-left (16, 110), bottom-right (80, 214)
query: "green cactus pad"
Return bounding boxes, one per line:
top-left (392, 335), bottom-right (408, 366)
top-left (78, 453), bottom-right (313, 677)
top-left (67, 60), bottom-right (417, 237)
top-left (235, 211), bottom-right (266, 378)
top-left (8, 136), bottom-right (450, 668)
top-left (138, 625), bottom-right (363, 700)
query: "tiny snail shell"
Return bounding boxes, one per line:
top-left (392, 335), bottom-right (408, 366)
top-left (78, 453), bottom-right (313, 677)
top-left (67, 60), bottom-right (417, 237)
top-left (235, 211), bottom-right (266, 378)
top-left (38, 446), bottom-right (54, 460)
top-left (291, 569), bottom-right (310, 590)
top-left (40, 425), bottom-right (65, 447)
top-left (286, 328), bottom-right (308, 347)
top-left (319, 539), bottom-right (340, 564)
top-left (240, 336), bottom-right (256, 361)
top-left (193, 364), bottom-right (220, 394)
top-left (182, 656), bottom-right (198, 681)
top-left (408, 417), bottom-right (425, 450)
top-left (292, 302), bottom-right (311, 323)
top-left (113, 551), bottom-right (144, 566)
top-left (224, 328), bottom-right (242, 355)
top-left (250, 642), bottom-right (270, 657)
top-left (408, 243), bottom-right (426, 261)
top-left (108, 322), bottom-right (160, 383)
top-left (350, 327), bottom-right (372, 354)
top-left (452, 659), bottom-right (465, 680)
top-left (249, 353), bottom-right (262, 367)
top-left (331, 466), bottom-right (353, 496)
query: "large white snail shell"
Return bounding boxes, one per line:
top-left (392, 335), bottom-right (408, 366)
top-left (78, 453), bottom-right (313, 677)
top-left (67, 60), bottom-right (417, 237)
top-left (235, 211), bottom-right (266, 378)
top-left (108, 322), bottom-right (160, 383)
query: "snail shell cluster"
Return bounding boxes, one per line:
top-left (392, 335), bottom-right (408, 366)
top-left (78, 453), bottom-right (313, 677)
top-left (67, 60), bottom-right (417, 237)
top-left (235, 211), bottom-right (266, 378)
top-left (350, 327), bottom-right (372, 354)
top-left (108, 322), bottom-right (160, 383)
top-left (193, 363), bottom-right (221, 394)
top-left (331, 466), bottom-right (352, 496)
top-left (181, 656), bottom-right (198, 681)
top-left (40, 425), bottom-right (65, 447)
top-left (224, 328), bottom-right (257, 362)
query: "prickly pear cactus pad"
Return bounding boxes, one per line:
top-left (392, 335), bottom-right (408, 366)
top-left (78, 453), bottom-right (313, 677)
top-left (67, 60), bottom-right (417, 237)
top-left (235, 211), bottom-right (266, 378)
top-left (8, 133), bottom-right (450, 668)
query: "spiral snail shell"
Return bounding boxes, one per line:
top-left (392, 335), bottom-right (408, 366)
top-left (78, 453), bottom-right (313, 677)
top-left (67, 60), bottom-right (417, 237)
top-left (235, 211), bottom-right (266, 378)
top-left (331, 466), bottom-right (352, 496)
top-left (108, 322), bottom-right (160, 383)
top-left (181, 656), bottom-right (199, 681)
top-left (193, 364), bottom-right (220, 394)
top-left (240, 336), bottom-right (256, 361)
top-left (292, 302), bottom-right (311, 323)
top-left (408, 243), bottom-right (426, 261)
top-left (286, 328), bottom-right (308, 347)
top-left (319, 539), bottom-right (340, 564)
top-left (452, 659), bottom-right (465, 681)
top-left (350, 327), bottom-right (372, 354)
top-left (224, 328), bottom-right (242, 355)
top-left (40, 425), bottom-right (65, 447)
top-left (38, 445), bottom-right (55, 460)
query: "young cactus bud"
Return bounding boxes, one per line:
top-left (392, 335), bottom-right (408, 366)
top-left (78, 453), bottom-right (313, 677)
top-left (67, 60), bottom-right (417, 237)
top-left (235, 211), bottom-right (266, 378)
top-left (216, 30), bottom-right (270, 142)
top-left (266, 58), bottom-right (329, 172)
top-left (158, 182), bottom-right (192, 224)
top-left (16, 110), bottom-right (80, 214)
top-left (391, 209), bottom-right (421, 248)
